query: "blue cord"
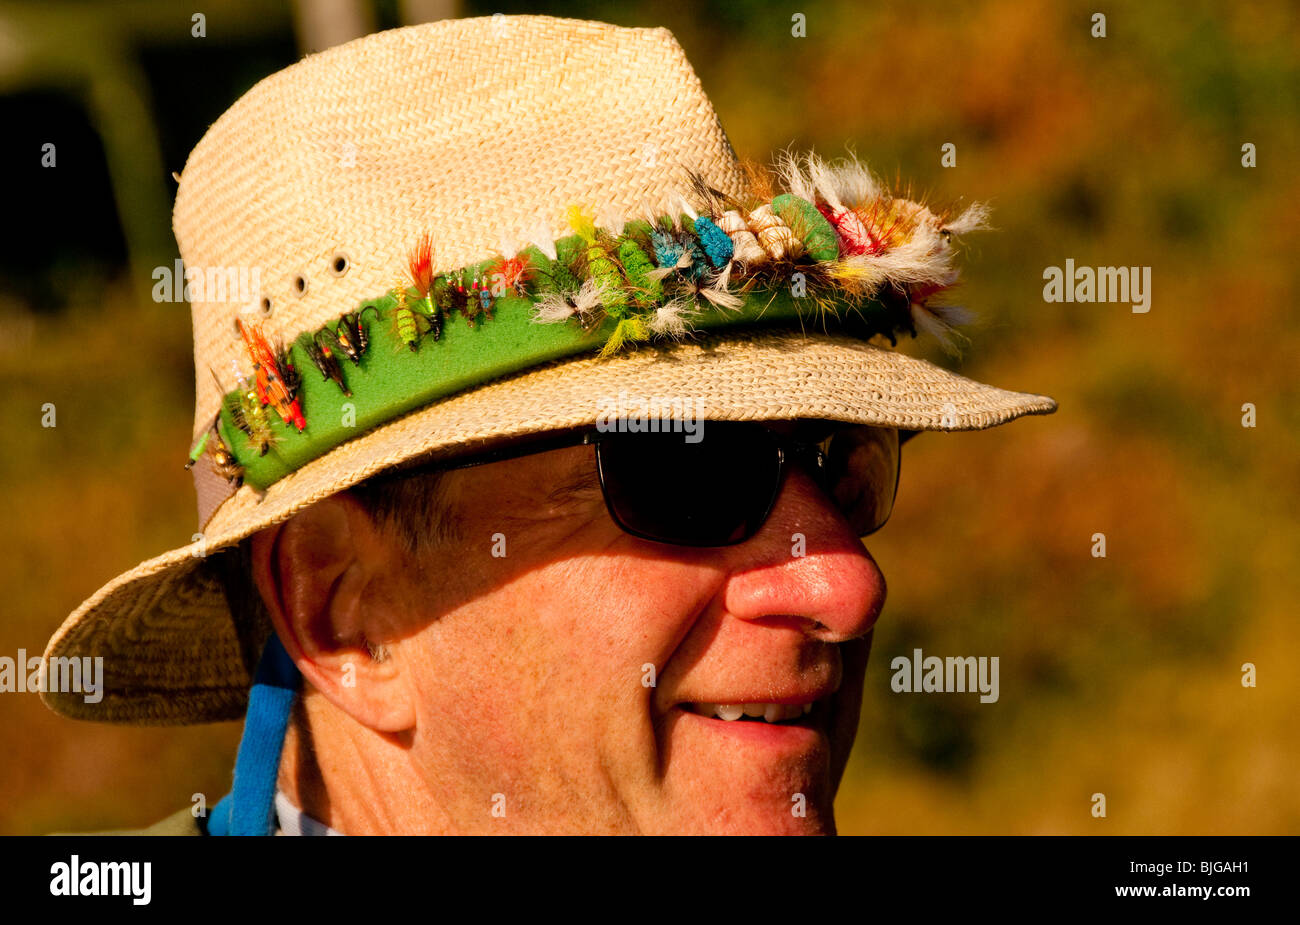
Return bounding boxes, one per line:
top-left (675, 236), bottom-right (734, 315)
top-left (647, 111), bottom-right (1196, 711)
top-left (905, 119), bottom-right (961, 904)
top-left (207, 635), bottom-right (301, 836)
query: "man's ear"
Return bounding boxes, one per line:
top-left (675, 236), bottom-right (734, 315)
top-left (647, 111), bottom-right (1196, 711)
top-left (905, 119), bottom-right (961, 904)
top-left (249, 493), bottom-right (415, 732)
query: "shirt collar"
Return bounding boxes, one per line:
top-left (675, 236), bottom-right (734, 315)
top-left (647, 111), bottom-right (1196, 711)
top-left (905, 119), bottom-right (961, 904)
top-left (274, 790), bottom-right (345, 836)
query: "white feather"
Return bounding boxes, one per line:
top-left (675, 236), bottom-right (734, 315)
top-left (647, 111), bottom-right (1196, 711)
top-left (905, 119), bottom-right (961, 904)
top-left (573, 278), bottom-right (607, 316)
top-left (910, 302), bottom-right (973, 355)
top-left (802, 151), bottom-right (881, 210)
top-left (532, 294), bottom-right (576, 323)
top-left (698, 284), bottom-right (745, 310)
top-left (713, 260), bottom-right (735, 291)
top-left (776, 148), bottom-right (816, 202)
top-left (646, 247), bottom-right (694, 283)
top-left (595, 203), bottom-right (626, 237)
top-left (674, 193), bottom-right (698, 221)
top-left (647, 298), bottom-right (699, 336)
top-left (943, 202), bottom-right (991, 236)
top-left (524, 218), bottom-right (558, 261)
top-left (803, 153), bottom-right (846, 213)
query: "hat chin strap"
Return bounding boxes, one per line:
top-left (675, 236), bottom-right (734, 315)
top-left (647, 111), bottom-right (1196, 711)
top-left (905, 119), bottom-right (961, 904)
top-left (206, 636), bottom-right (300, 836)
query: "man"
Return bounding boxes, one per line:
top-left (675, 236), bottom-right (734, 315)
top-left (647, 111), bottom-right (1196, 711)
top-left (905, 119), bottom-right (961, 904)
top-left (42, 15), bottom-right (1054, 835)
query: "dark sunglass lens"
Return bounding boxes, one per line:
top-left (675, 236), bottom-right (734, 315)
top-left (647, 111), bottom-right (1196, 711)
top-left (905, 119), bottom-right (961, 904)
top-left (823, 426), bottom-right (901, 536)
top-left (596, 423), bottom-right (781, 546)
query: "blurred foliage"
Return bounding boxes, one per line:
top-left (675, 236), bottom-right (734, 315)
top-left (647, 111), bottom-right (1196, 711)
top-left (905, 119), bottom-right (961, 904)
top-left (0, 0), bottom-right (1296, 834)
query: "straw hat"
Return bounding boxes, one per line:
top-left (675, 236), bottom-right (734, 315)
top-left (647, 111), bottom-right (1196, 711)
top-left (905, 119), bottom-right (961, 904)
top-left (42, 15), bottom-right (1055, 725)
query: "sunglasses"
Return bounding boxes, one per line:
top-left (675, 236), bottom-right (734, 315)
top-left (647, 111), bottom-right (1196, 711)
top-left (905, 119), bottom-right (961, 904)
top-left (435, 420), bottom-right (901, 548)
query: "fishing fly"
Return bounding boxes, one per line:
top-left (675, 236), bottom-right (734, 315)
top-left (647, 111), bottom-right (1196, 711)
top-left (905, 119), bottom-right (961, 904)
top-left (391, 278), bottom-right (436, 351)
top-left (215, 366), bottom-right (276, 456)
top-left (206, 428), bottom-right (244, 487)
top-left (236, 317), bottom-right (306, 431)
top-left (185, 413), bottom-right (245, 487)
top-left (298, 330), bottom-right (350, 396)
top-left (408, 231), bottom-right (445, 342)
top-left (325, 305), bottom-right (379, 364)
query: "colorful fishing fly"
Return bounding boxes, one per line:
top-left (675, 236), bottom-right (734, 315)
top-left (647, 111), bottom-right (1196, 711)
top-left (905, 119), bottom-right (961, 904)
top-left (297, 330), bottom-right (350, 396)
top-left (391, 278), bottom-right (435, 351)
top-left (488, 252), bottom-right (534, 298)
top-left (328, 306), bottom-right (379, 364)
top-left (408, 232), bottom-right (444, 342)
top-left (207, 428), bottom-right (244, 487)
top-left (304, 306), bottom-right (378, 381)
top-left (236, 318), bottom-right (306, 431)
top-left (218, 365), bottom-right (276, 456)
top-left (185, 430), bottom-right (210, 470)
top-left (446, 268), bottom-right (485, 328)
top-left (275, 340), bottom-right (302, 397)
top-left (469, 269), bottom-right (495, 323)
top-left (432, 271), bottom-right (470, 331)
top-left (186, 413), bottom-right (245, 487)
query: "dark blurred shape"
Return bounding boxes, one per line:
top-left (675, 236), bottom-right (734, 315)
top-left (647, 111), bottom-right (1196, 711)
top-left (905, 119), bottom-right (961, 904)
top-left (0, 0), bottom-right (297, 308)
top-left (1048, 173), bottom-right (1106, 234)
top-left (292, 0), bottom-right (376, 54)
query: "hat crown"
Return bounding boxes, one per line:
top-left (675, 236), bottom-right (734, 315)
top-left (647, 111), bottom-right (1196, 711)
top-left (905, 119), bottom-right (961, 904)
top-left (173, 14), bottom-right (744, 519)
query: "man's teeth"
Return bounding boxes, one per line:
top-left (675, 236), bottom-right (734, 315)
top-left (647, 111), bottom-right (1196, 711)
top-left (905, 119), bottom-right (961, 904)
top-left (692, 702), bottom-right (814, 722)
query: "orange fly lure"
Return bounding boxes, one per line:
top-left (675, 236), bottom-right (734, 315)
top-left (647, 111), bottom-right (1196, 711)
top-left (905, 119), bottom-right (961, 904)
top-left (407, 231), bottom-right (443, 342)
top-left (236, 317), bottom-right (306, 432)
top-left (488, 251), bottom-right (534, 298)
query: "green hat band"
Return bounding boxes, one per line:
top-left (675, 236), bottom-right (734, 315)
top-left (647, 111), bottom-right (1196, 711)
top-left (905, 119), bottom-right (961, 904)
top-left (203, 194), bottom-right (946, 491)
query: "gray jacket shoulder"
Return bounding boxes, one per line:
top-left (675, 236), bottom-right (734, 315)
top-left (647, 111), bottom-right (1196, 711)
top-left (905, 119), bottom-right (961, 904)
top-left (51, 807), bottom-right (205, 836)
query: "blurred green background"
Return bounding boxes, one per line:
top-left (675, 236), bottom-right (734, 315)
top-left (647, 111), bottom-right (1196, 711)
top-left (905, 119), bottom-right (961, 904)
top-left (1, 0), bottom-right (1296, 835)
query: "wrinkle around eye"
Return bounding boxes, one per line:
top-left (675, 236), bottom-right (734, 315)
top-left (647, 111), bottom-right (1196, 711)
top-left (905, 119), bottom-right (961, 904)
top-left (483, 449), bottom-right (606, 539)
top-left (544, 465), bottom-right (603, 510)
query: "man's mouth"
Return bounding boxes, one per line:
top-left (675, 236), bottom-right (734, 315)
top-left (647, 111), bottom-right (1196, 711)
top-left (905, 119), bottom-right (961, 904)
top-left (685, 701), bottom-right (817, 724)
top-left (664, 695), bottom-right (834, 754)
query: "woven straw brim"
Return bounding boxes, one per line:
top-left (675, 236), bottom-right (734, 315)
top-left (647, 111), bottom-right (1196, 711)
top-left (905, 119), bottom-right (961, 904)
top-left (42, 327), bottom-right (1055, 724)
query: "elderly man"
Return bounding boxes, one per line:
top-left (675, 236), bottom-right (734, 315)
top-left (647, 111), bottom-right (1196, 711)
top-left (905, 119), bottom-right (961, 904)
top-left (42, 15), bottom-right (1054, 835)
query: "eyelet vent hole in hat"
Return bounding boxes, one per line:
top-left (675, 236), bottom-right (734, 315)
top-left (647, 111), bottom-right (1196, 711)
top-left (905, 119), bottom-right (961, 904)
top-left (293, 273), bottom-right (309, 296)
top-left (259, 296), bottom-right (272, 316)
top-left (329, 252), bottom-right (350, 277)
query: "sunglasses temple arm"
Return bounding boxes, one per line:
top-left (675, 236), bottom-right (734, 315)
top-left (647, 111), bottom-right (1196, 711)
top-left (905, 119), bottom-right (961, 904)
top-left (438, 428), bottom-right (596, 472)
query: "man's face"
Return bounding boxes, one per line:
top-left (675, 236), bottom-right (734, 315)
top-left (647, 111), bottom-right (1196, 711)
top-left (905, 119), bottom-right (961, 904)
top-left (363, 420), bottom-right (887, 834)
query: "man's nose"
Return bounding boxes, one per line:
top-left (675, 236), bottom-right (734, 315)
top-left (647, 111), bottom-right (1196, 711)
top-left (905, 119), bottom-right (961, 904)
top-left (720, 467), bottom-right (886, 643)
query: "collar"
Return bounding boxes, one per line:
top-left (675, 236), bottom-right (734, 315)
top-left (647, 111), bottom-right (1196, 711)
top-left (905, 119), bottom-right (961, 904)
top-left (274, 790), bottom-right (345, 836)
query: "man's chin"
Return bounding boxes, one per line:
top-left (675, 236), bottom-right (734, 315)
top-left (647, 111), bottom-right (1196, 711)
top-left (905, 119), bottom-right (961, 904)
top-left (658, 794), bottom-right (837, 835)
top-left (655, 706), bottom-right (839, 833)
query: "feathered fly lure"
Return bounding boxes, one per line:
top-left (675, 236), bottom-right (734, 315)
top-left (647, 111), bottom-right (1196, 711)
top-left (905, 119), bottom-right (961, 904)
top-left (236, 318), bottom-right (306, 431)
top-left (525, 151), bottom-right (988, 355)
top-left (647, 206), bottom-right (743, 312)
top-left (486, 251), bottom-right (533, 303)
top-left (774, 151), bottom-right (987, 350)
top-left (532, 226), bottom-right (604, 332)
top-left (205, 427), bottom-right (244, 487)
top-left (391, 276), bottom-right (436, 351)
top-left (275, 340), bottom-right (302, 396)
top-left (331, 307), bottom-right (377, 363)
top-left (297, 330), bottom-right (350, 396)
top-left (186, 411), bottom-right (245, 486)
top-left (215, 364), bottom-right (277, 456)
top-left (431, 268), bottom-right (489, 330)
top-left (564, 205), bottom-right (650, 356)
top-left (407, 231), bottom-right (444, 342)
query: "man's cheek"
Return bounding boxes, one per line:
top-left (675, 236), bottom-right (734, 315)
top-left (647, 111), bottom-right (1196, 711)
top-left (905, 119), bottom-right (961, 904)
top-left (828, 634), bottom-right (873, 787)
